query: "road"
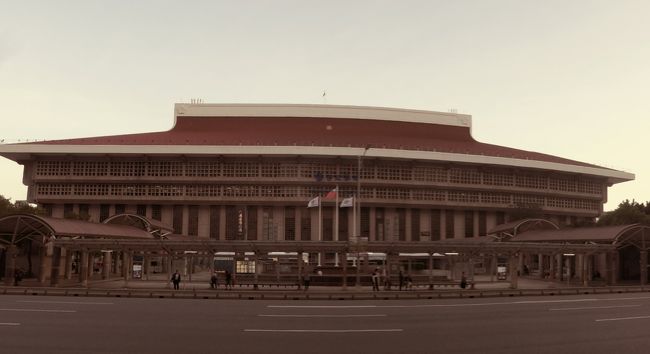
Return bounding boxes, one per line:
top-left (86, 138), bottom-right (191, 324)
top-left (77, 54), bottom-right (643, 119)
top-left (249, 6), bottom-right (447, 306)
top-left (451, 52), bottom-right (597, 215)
top-left (2, 293), bottom-right (650, 353)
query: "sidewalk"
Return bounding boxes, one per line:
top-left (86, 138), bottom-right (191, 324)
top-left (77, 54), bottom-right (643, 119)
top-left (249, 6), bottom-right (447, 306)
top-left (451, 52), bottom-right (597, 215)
top-left (3, 272), bottom-right (570, 292)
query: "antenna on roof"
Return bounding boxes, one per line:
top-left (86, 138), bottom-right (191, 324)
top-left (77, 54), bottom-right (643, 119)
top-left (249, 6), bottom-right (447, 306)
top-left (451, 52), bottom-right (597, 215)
top-left (190, 98), bottom-right (205, 104)
top-left (449, 108), bottom-right (458, 113)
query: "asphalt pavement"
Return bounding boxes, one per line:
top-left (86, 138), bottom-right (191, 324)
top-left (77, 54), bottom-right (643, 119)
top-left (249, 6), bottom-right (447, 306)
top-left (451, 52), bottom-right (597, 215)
top-left (2, 292), bottom-right (650, 353)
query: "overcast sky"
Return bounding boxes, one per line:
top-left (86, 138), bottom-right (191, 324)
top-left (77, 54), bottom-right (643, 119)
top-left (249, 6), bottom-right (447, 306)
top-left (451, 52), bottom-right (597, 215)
top-left (1, 0), bottom-right (648, 211)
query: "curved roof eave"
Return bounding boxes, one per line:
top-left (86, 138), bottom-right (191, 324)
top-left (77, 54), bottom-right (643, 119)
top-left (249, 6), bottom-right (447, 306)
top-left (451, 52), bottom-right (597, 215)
top-left (0, 144), bottom-right (634, 184)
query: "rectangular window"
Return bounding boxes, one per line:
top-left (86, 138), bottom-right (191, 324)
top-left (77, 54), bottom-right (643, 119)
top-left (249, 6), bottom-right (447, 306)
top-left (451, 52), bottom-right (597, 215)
top-left (464, 210), bottom-right (474, 238)
top-left (247, 206), bottom-right (257, 240)
top-left (338, 209), bottom-right (348, 241)
top-left (78, 204), bottom-right (89, 219)
top-left (496, 211), bottom-right (506, 226)
top-left (63, 204), bottom-right (74, 218)
top-left (431, 209), bottom-right (441, 241)
top-left (301, 210), bottom-right (311, 241)
top-left (445, 210), bottom-right (455, 239)
top-left (375, 207), bottom-right (384, 241)
top-left (188, 205), bottom-right (199, 236)
top-left (397, 208), bottom-right (406, 241)
top-left (100, 204), bottom-right (110, 222)
top-left (284, 207), bottom-right (296, 241)
top-left (151, 205), bottom-right (161, 221)
top-left (209, 206), bottom-right (220, 240)
top-left (478, 211), bottom-right (487, 236)
top-left (322, 207), bottom-right (333, 241)
top-left (136, 205), bottom-right (147, 217)
top-left (411, 209), bottom-right (420, 242)
top-left (172, 205), bottom-right (183, 234)
top-left (360, 207), bottom-right (370, 239)
top-left (115, 204), bottom-right (126, 215)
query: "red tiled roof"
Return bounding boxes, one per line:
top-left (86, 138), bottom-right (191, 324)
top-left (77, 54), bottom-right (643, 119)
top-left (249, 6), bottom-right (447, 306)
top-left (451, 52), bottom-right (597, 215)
top-left (28, 116), bottom-right (602, 169)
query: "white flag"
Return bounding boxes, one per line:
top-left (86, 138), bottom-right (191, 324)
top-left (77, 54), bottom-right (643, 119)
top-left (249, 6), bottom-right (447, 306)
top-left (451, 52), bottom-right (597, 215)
top-left (307, 196), bottom-right (320, 208)
top-left (340, 197), bottom-right (354, 208)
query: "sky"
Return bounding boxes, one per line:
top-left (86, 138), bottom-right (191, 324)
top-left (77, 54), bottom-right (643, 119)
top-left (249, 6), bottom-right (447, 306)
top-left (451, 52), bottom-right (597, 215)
top-left (0, 0), bottom-right (648, 211)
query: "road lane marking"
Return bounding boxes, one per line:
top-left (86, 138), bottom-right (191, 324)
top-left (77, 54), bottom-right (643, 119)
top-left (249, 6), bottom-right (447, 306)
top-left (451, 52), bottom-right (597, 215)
top-left (269, 305), bottom-right (377, 308)
top-left (0, 308), bottom-right (76, 313)
top-left (550, 305), bottom-right (641, 311)
top-left (0, 323), bottom-right (21, 326)
top-left (596, 315), bottom-right (650, 322)
top-left (17, 300), bottom-right (113, 305)
top-left (258, 314), bottom-right (387, 318)
top-left (244, 329), bottom-right (403, 333)
top-left (270, 299), bottom-right (602, 309)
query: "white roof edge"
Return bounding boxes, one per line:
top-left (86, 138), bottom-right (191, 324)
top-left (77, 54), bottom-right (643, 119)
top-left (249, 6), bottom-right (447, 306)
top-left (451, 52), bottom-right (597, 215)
top-left (173, 103), bottom-right (472, 128)
top-left (0, 144), bottom-right (634, 183)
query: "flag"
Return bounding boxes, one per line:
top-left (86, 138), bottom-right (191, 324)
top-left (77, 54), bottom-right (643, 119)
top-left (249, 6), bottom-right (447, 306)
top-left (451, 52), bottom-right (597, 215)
top-left (340, 197), bottom-right (354, 208)
top-left (307, 196), bottom-right (320, 208)
top-left (323, 187), bottom-right (338, 199)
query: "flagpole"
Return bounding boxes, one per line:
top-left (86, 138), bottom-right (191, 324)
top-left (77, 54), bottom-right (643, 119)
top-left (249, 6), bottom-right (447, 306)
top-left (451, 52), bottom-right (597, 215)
top-left (318, 196), bottom-right (322, 267)
top-left (335, 185), bottom-right (339, 267)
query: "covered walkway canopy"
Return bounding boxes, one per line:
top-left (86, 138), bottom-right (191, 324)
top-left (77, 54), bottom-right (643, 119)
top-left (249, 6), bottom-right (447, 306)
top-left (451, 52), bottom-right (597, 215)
top-left (488, 218), bottom-right (560, 241)
top-left (0, 214), bottom-right (154, 247)
top-left (512, 224), bottom-right (650, 250)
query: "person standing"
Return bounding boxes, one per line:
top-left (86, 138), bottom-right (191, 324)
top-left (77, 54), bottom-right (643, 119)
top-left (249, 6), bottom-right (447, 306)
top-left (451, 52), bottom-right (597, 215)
top-left (372, 269), bottom-right (380, 291)
top-left (303, 271), bottom-right (310, 291)
top-left (225, 270), bottom-right (233, 290)
top-left (171, 270), bottom-right (181, 290)
top-left (210, 271), bottom-right (218, 289)
top-left (398, 270), bottom-right (405, 291)
top-left (460, 271), bottom-right (468, 289)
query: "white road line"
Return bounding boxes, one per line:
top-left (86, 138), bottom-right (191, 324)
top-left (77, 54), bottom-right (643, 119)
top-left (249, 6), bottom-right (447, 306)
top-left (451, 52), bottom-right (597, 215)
top-left (0, 308), bottom-right (76, 313)
top-left (0, 323), bottom-right (21, 326)
top-left (596, 315), bottom-right (650, 322)
top-left (244, 329), bottom-right (403, 333)
top-left (269, 305), bottom-right (377, 308)
top-left (258, 314), bottom-right (387, 318)
top-left (17, 300), bottom-right (113, 305)
top-left (270, 299), bottom-right (602, 309)
top-left (550, 305), bottom-right (641, 311)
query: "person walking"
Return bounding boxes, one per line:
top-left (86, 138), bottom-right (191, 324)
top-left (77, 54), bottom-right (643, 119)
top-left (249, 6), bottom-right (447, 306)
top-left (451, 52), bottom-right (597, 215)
top-left (170, 270), bottom-right (181, 290)
top-left (303, 271), bottom-right (310, 291)
top-left (372, 269), bottom-right (380, 291)
top-left (398, 270), bottom-right (405, 291)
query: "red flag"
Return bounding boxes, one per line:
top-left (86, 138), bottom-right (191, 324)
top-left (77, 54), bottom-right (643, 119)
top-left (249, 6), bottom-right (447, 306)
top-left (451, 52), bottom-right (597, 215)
top-left (323, 187), bottom-right (338, 199)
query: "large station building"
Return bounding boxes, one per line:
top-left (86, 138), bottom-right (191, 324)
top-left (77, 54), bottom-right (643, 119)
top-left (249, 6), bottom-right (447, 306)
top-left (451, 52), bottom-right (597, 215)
top-left (0, 104), bottom-right (639, 286)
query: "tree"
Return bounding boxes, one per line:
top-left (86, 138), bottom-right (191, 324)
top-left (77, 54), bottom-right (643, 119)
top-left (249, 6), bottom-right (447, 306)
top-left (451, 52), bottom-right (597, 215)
top-left (597, 200), bottom-right (650, 226)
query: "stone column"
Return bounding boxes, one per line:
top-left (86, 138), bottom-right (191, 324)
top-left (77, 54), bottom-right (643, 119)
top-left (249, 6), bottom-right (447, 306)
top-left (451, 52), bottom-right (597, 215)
top-left (296, 254), bottom-right (301, 289)
top-left (428, 253), bottom-right (434, 290)
top-left (122, 251), bottom-right (131, 287)
top-left (50, 247), bottom-right (62, 287)
top-left (641, 250), bottom-right (648, 287)
top-left (341, 252), bottom-right (348, 290)
top-left (79, 250), bottom-right (89, 287)
top-left (143, 253), bottom-right (150, 281)
top-left (582, 254), bottom-right (590, 287)
top-left (509, 253), bottom-right (518, 289)
top-left (253, 253), bottom-right (259, 290)
top-left (64, 249), bottom-right (74, 280)
top-left (102, 251), bottom-right (112, 280)
top-left (549, 253), bottom-right (555, 280)
top-left (39, 244), bottom-right (52, 285)
top-left (538, 254), bottom-right (545, 279)
top-left (4, 245), bottom-right (17, 286)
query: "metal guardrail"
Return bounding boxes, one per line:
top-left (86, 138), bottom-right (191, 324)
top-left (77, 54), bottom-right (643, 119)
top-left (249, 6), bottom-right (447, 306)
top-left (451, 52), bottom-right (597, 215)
top-left (1, 285), bottom-right (648, 300)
